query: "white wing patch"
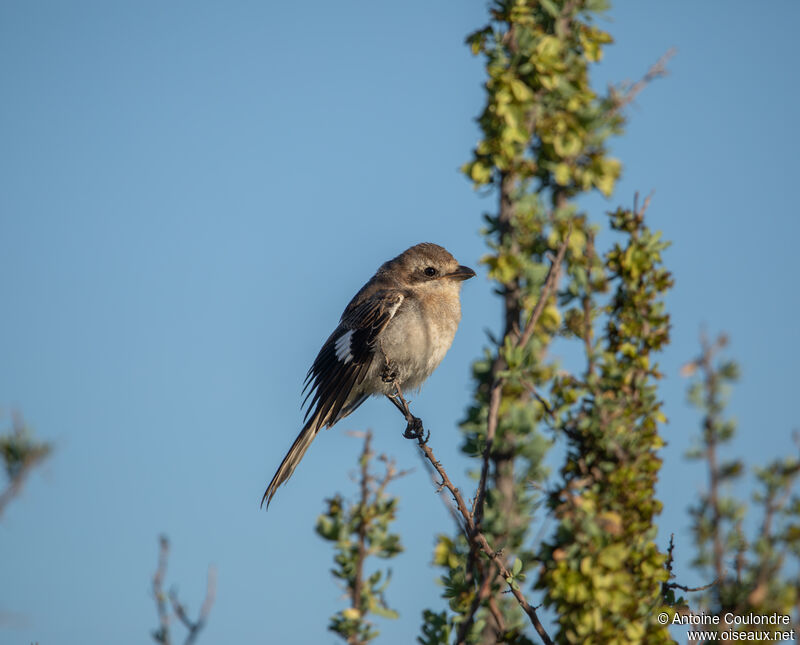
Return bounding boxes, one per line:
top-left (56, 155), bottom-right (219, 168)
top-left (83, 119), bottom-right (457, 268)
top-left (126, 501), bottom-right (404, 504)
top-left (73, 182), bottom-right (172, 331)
top-left (334, 329), bottom-right (354, 363)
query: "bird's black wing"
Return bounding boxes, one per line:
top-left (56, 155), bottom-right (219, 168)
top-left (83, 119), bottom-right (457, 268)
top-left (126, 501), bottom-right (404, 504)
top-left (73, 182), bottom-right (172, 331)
top-left (301, 290), bottom-right (404, 431)
top-left (263, 290), bottom-right (404, 508)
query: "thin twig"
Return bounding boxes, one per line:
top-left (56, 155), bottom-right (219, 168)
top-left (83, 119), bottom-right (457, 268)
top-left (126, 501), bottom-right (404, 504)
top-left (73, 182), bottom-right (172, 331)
top-left (417, 435), bottom-right (553, 644)
top-left (455, 562), bottom-right (497, 645)
top-left (700, 332), bottom-right (727, 588)
top-left (375, 454), bottom-right (412, 500)
top-left (521, 379), bottom-right (556, 421)
top-left (168, 565), bottom-right (217, 645)
top-left (734, 521), bottom-right (745, 584)
top-left (350, 431), bottom-right (372, 642)
top-left (750, 457), bottom-right (799, 607)
top-left (582, 230), bottom-right (596, 377)
top-left (391, 385), bottom-right (553, 645)
top-left (662, 532), bottom-right (676, 600)
top-left (152, 536), bottom-right (216, 645)
top-left (666, 579), bottom-right (718, 594)
top-left (460, 229), bottom-right (571, 633)
top-left (473, 229), bottom-right (571, 527)
top-left (633, 190), bottom-right (654, 219)
top-left (610, 49), bottom-right (675, 114)
top-left (487, 596), bottom-right (507, 635)
top-left (662, 534), bottom-right (717, 594)
top-left (518, 226), bottom-right (572, 350)
top-left (417, 450), bottom-right (467, 538)
top-left (152, 536), bottom-right (172, 645)
top-left (472, 381), bottom-right (503, 524)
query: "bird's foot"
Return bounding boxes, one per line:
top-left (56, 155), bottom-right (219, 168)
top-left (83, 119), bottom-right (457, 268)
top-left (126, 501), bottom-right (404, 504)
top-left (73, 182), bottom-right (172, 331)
top-left (403, 416), bottom-right (428, 442)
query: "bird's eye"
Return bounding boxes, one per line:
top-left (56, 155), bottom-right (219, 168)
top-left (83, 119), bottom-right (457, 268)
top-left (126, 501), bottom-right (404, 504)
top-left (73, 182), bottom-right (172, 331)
top-left (423, 267), bottom-right (437, 277)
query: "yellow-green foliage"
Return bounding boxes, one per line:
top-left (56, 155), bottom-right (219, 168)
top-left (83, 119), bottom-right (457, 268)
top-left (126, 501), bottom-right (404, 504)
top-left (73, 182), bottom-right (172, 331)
top-left (422, 1), bottom-right (675, 643)
top-left (538, 206), bottom-right (674, 644)
top-left (684, 339), bottom-right (800, 642)
top-left (316, 434), bottom-right (404, 645)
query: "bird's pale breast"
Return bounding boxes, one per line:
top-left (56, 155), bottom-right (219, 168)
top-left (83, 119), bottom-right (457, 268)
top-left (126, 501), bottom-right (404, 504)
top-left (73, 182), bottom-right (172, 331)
top-left (372, 286), bottom-right (462, 393)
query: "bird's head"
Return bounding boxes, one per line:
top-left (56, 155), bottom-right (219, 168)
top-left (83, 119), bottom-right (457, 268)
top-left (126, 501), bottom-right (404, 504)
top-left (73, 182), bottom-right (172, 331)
top-left (382, 243), bottom-right (476, 288)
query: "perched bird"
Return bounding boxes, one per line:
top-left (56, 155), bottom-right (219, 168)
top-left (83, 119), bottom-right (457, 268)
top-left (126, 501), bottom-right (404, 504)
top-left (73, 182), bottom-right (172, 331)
top-left (262, 242), bottom-right (475, 508)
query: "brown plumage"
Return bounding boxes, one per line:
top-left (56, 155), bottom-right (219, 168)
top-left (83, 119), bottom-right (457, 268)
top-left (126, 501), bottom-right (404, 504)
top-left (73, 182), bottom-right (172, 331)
top-left (262, 243), bottom-right (475, 508)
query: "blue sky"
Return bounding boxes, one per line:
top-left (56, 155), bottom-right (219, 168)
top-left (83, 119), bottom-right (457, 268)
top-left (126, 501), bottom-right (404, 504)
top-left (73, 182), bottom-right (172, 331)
top-left (1, 1), bottom-right (798, 643)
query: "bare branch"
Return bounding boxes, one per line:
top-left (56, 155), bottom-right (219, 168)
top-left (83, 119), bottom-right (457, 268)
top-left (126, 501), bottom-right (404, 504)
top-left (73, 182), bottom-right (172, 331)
top-left (663, 536), bottom-right (717, 594)
top-left (151, 536), bottom-right (216, 645)
top-left (152, 536), bottom-right (171, 645)
top-left (417, 451), bottom-right (467, 538)
top-left (664, 533), bottom-right (676, 589)
top-left (582, 231), bottom-right (597, 378)
top-left (472, 379), bottom-right (503, 524)
top-left (487, 595), bottom-right (507, 636)
top-left (389, 384), bottom-right (553, 645)
top-left (168, 565), bottom-right (217, 645)
top-left (609, 48), bottom-right (676, 114)
top-left (417, 435), bottom-right (553, 644)
top-left (518, 225), bottom-right (572, 350)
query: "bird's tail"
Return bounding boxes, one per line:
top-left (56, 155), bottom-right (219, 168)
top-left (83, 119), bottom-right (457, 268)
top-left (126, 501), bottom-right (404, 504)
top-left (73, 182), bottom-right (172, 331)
top-left (261, 420), bottom-right (319, 509)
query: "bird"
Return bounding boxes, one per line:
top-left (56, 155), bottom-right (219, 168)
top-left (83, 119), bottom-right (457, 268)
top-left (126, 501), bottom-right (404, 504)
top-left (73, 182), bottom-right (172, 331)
top-left (261, 242), bottom-right (475, 509)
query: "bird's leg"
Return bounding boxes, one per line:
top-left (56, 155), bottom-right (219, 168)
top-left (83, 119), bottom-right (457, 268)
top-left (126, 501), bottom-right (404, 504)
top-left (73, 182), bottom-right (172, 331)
top-left (380, 355), bottom-right (398, 383)
top-left (381, 350), bottom-right (428, 442)
top-left (385, 392), bottom-right (407, 415)
top-left (385, 381), bottom-right (427, 443)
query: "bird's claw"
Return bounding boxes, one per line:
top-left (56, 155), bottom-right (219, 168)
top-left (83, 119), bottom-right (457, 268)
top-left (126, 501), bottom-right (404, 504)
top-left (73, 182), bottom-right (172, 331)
top-left (403, 416), bottom-right (427, 442)
top-left (381, 362), bottom-right (398, 384)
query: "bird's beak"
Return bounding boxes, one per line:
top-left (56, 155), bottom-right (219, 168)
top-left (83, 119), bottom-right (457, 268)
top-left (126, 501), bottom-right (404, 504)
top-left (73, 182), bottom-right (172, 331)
top-left (445, 265), bottom-right (477, 281)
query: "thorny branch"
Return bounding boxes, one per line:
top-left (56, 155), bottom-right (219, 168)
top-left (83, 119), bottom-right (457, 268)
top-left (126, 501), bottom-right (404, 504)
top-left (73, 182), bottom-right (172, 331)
top-left (416, 431), bottom-right (554, 645)
top-left (418, 451), bottom-right (468, 538)
top-left (390, 384), bottom-right (554, 645)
